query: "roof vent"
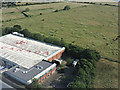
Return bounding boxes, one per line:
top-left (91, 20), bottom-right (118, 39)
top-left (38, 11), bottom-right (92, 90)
top-left (13, 68), bottom-right (19, 72)
top-left (35, 66), bottom-right (43, 70)
top-left (22, 71), bottom-right (27, 74)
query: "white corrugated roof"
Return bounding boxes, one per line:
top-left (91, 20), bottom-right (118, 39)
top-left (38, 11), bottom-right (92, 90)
top-left (0, 34), bottom-right (62, 69)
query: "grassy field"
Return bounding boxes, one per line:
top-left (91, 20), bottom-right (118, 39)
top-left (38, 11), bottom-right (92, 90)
top-left (94, 59), bottom-right (118, 88)
top-left (2, 2), bottom-right (118, 88)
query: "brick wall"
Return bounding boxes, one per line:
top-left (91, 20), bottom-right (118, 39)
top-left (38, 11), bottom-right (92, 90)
top-left (38, 67), bottom-right (56, 84)
top-left (48, 50), bottom-right (65, 62)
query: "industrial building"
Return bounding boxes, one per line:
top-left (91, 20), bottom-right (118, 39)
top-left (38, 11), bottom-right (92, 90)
top-left (0, 33), bottom-right (65, 85)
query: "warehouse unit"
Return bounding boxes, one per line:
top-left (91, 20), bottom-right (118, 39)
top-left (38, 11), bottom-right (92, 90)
top-left (0, 33), bottom-right (65, 85)
top-left (5, 61), bottom-right (56, 85)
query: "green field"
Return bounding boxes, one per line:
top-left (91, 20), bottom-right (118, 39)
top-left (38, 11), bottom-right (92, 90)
top-left (2, 2), bottom-right (118, 88)
top-left (94, 59), bottom-right (118, 88)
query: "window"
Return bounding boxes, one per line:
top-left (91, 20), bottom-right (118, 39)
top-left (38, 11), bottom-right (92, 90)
top-left (47, 73), bottom-right (51, 77)
top-left (52, 70), bottom-right (55, 74)
top-left (41, 77), bottom-right (46, 81)
top-left (48, 69), bottom-right (51, 73)
top-left (42, 74), bottom-right (45, 77)
top-left (42, 77), bottom-right (46, 81)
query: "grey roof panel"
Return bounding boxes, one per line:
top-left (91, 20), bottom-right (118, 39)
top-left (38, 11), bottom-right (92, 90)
top-left (5, 61), bottom-right (53, 81)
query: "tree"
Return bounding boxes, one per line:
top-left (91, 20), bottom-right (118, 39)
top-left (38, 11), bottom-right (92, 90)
top-left (63, 5), bottom-right (70, 10)
top-left (66, 57), bottom-right (72, 66)
top-left (60, 38), bottom-right (66, 47)
top-left (4, 27), bottom-right (12, 34)
top-left (22, 8), bottom-right (30, 12)
top-left (61, 76), bottom-right (66, 80)
top-left (13, 25), bottom-right (22, 30)
top-left (54, 10), bottom-right (59, 12)
top-left (68, 81), bottom-right (86, 88)
top-left (31, 79), bottom-right (42, 89)
top-left (77, 68), bottom-right (86, 76)
top-left (7, 3), bottom-right (12, 8)
top-left (83, 49), bottom-right (101, 62)
top-left (85, 61), bottom-right (93, 70)
top-left (26, 3), bottom-right (29, 5)
top-left (25, 8), bottom-right (30, 12)
top-left (52, 38), bottom-right (61, 46)
top-left (40, 13), bottom-right (42, 15)
top-left (12, 27), bottom-right (21, 33)
top-left (7, 2), bottom-right (16, 7)
top-left (33, 33), bottom-right (41, 41)
top-left (60, 62), bottom-right (65, 69)
top-left (85, 74), bottom-right (93, 88)
top-left (20, 29), bottom-right (31, 37)
top-left (80, 59), bottom-right (94, 70)
top-left (76, 68), bottom-right (87, 82)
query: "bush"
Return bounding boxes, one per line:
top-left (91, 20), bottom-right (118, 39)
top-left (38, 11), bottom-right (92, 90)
top-left (54, 5), bottom-right (70, 12)
top-left (68, 81), bottom-right (86, 88)
top-left (82, 5), bottom-right (87, 7)
top-left (13, 25), bottom-right (22, 30)
top-left (60, 62), bottom-right (65, 69)
top-left (20, 29), bottom-right (32, 37)
top-left (66, 57), bottom-right (72, 66)
top-left (25, 8), bottom-right (30, 12)
top-left (22, 8), bottom-right (30, 12)
top-left (63, 5), bottom-right (70, 10)
top-left (83, 49), bottom-right (101, 62)
top-left (40, 13), bottom-right (42, 15)
top-left (31, 79), bottom-right (42, 89)
top-left (54, 10), bottom-right (59, 12)
top-left (58, 68), bottom-right (65, 73)
top-left (3, 27), bottom-right (12, 34)
top-left (61, 76), bottom-right (66, 80)
top-left (69, 57), bottom-right (99, 88)
top-left (26, 3), bottom-right (29, 5)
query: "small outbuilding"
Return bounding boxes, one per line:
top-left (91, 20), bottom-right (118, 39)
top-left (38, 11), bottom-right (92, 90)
top-left (72, 59), bottom-right (79, 67)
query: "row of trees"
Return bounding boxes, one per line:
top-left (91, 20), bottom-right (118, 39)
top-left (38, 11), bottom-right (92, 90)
top-left (54, 5), bottom-right (71, 12)
top-left (78, 2), bottom-right (118, 7)
top-left (22, 8), bottom-right (30, 12)
top-left (68, 57), bottom-right (98, 88)
top-left (2, 25), bottom-right (100, 60)
top-left (2, 25), bottom-right (101, 88)
top-left (2, 2), bottom-right (60, 8)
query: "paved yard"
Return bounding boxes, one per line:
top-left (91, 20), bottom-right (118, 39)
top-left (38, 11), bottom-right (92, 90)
top-left (0, 80), bottom-right (14, 89)
top-left (41, 66), bottom-right (76, 88)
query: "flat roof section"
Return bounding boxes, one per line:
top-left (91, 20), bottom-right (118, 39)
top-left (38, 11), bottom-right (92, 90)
top-left (0, 42), bottom-right (45, 69)
top-left (0, 34), bottom-right (63, 69)
top-left (0, 34), bottom-right (62, 57)
top-left (5, 61), bottom-right (54, 82)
